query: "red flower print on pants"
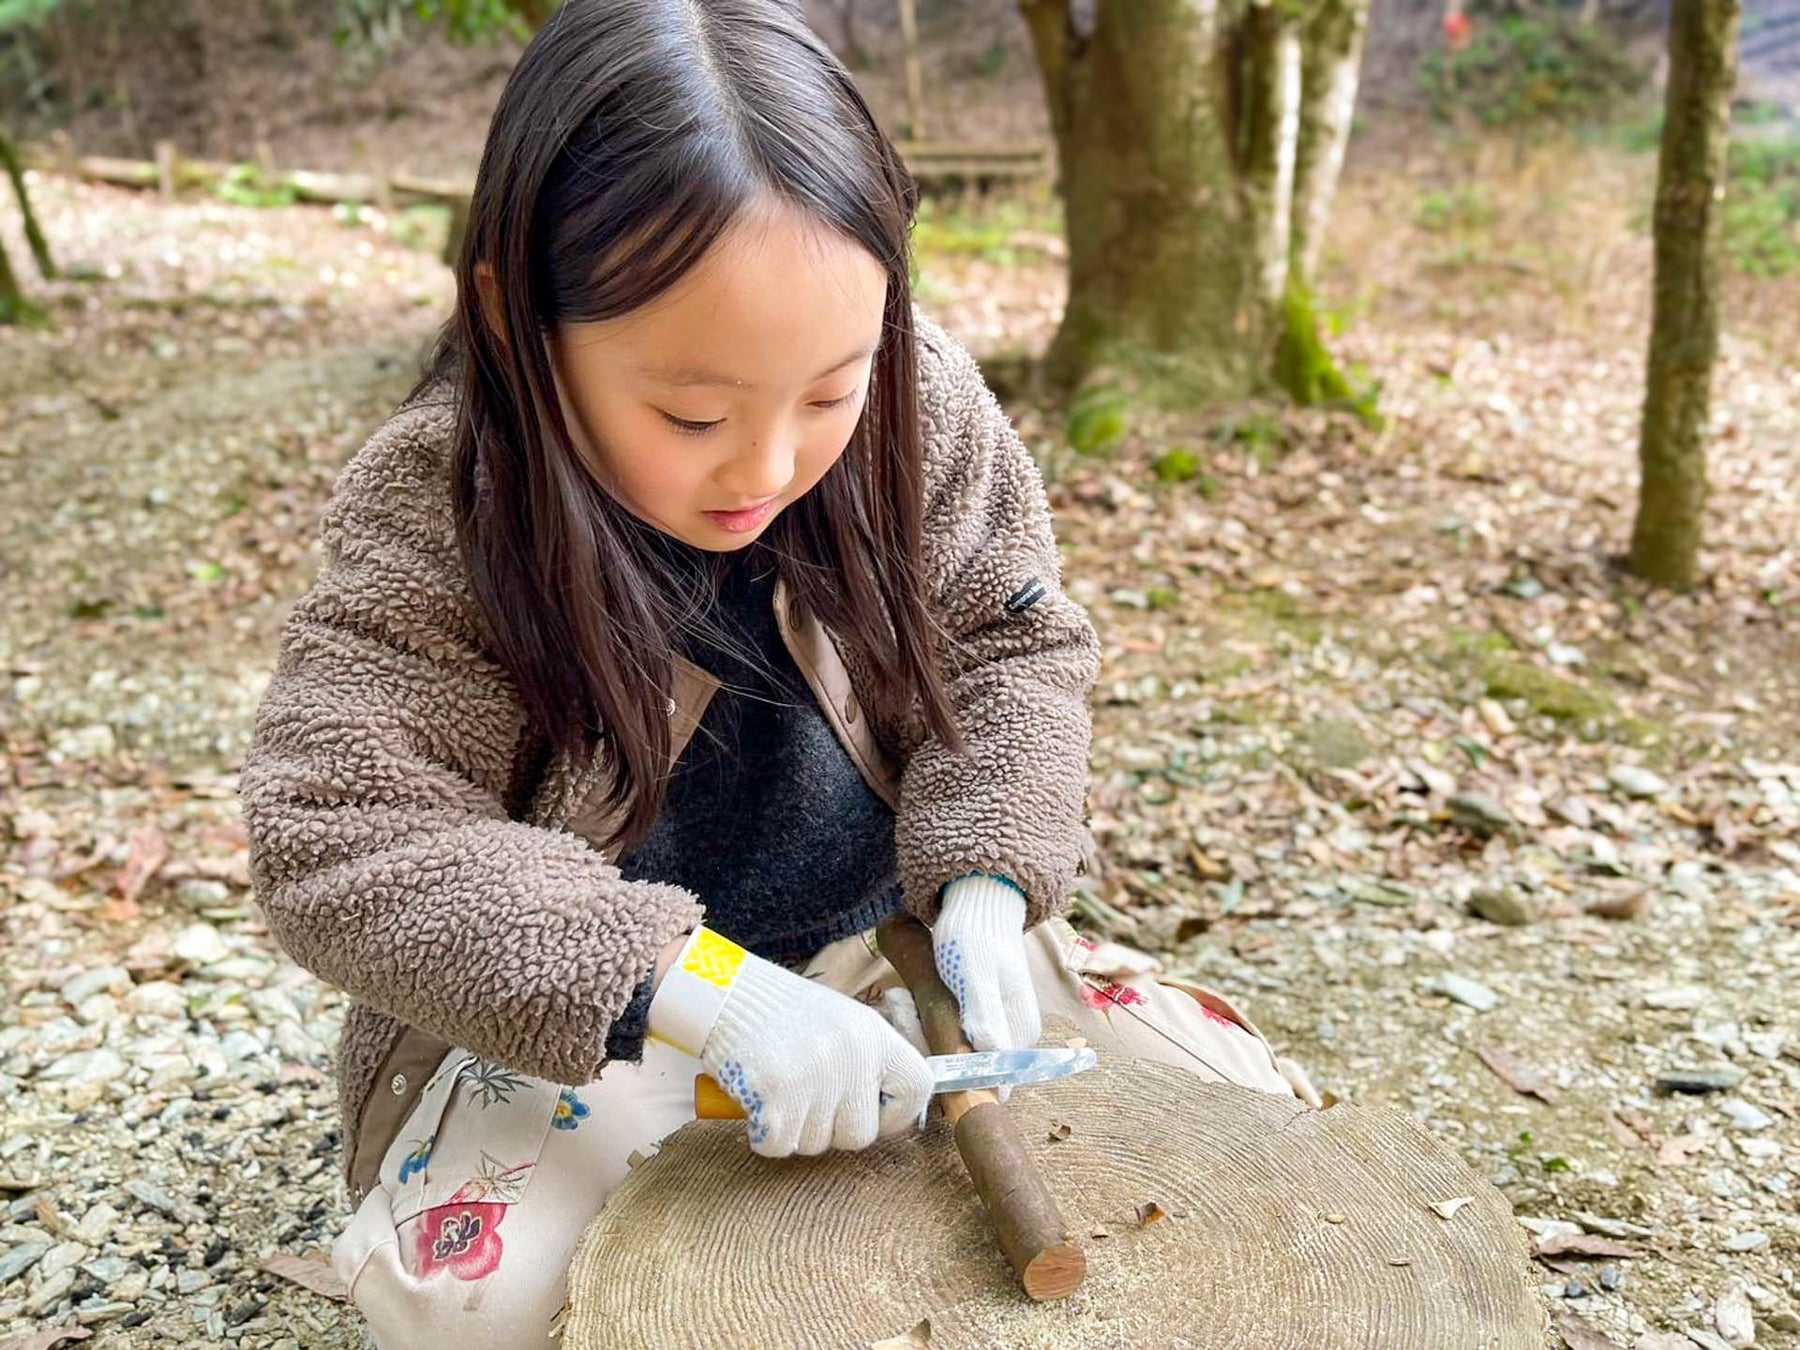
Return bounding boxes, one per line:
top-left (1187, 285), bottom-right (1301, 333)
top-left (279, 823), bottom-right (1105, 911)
top-left (414, 1198), bottom-right (507, 1281)
top-left (1079, 980), bottom-right (1148, 1011)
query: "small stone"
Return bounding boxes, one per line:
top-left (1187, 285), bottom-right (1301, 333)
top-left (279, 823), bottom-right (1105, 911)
top-left (40, 1048), bottom-right (127, 1086)
top-left (1574, 1212), bottom-right (1655, 1240)
top-left (1600, 1265), bottom-right (1625, 1292)
top-left (78, 1255), bottom-right (133, 1285)
top-left (74, 994), bottom-right (120, 1026)
top-left (1724, 1232), bottom-right (1768, 1253)
top-left (111, 1268), bottom-right (149, 1302)
top-left (1549, 797), bottom-right (1593, 828)
top-left (175, 879), bottom-right (231, 909)
top-left (145, 1055), bottom-right (194, 1092)
top-left (36, 1241), bottom-right (90, 1281)
top-left (25, 1265), bottom-right (75, 1315)
top-left (219, 1029), bottom-right (266, 1065)
top-left (1449, 793), bottom-right (1519, 839)
top-left (0, 1240), bottom-right (50, 1283)
top-left (1685, 1331), bottom-right (1736, 1350)
top-left (246, 990), bottom-right (300, 1026)
top-left (173, 923), bottom-right (230, 968)
top-left (271, 1022), bottom-right (324, 1065)
top-left (1609, 765), bottom-right (1669, 798)
top-left (73, 1203), bottom-right (117, 1246)
top-left (1431, 973), bottom-right (1500, 1013)
top-left (125, 982), bottom-right (189, 1020)
top-left (176, 1267), bottom-right (210, 1295)
top-left (1716, 1280), bottom-right (1756, 1347)
top-left (1546, 643), bottom-right (1586, 667)
top-left (1644, 986), bottom-right (1709, 1011)
top-left (59, 966), bottom-right (132, 1006)
top-left (123, 1179), bottom-right (206, 1227)
top-left (1720, 1099), bottom-right (1774, 1132)
top-left (1656, 1066), bottom-right (1747, 1095)
top-left (1468, 887), bottom-right (1533, 926)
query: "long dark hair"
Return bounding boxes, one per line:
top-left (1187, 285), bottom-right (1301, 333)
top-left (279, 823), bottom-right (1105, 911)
top-left (408, 0), bottom-right (961, 852)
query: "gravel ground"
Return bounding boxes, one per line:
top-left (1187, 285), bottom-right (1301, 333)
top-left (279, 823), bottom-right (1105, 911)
top-left (2, 158), bottom-right (1798, 1350)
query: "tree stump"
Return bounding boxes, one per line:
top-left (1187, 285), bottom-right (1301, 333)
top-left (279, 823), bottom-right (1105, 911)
top-left (563, 1057), bottom-right (1546, 1349)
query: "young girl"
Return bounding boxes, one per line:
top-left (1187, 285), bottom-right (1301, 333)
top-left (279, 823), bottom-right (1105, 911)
top-left (240, 2), bottom-right (1311, 1345)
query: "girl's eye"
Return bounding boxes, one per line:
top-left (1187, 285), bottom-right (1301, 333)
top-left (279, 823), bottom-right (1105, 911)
top-left (659, 411), bottom-right (723, 436)
top-left (811, 390), bottom-right (861, 411)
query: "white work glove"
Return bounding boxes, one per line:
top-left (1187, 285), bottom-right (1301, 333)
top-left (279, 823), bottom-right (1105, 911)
top-left (933, 874), bottom-right (1041, 1057)
top-left (648, 927), bottom-right (934, 1157)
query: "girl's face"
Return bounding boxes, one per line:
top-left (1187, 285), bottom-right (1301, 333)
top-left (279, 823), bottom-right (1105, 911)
top-left (544, 199), bottom-right (889, 551)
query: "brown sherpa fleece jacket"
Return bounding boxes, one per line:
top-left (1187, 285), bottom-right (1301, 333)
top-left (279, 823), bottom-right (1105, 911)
top-left (239, 312), bottom-right (1101, 1188)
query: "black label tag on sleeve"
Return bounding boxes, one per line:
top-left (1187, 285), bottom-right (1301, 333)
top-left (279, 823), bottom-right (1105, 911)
top-left (1004, 577), bottom-right (1048, 613)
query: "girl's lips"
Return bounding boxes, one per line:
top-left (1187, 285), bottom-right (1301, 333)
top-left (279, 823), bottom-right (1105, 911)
top-left (702, 497), bottom-right (780, 533)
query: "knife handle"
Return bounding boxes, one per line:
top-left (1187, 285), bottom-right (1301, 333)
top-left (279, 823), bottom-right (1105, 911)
top-left (875, 912), bottom-right (1086, 1303)
top-left (694, 1073), bottom-right (743, 1120)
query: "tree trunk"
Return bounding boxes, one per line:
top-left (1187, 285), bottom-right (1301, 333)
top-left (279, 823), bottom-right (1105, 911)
top-left (0, 238), bottom-right (26, 325)
top-left (1628, 0), bottom-right (1741, 592)
top-left (1243, 0), bottom-right (1303, 312)
top-left (0, 130), bottom-right (55, 281)
top-left (897, 0), bottom-right (926, 139)
top-left (1290, 0), bottom-right (1370, 288)
top-left (1021, 0), bottom-right (1270, 404)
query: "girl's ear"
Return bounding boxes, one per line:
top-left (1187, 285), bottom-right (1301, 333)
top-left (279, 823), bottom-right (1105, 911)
top-left (473, 260), bottom-right (508, 354)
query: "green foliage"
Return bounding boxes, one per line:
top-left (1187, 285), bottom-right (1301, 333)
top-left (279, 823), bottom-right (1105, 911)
top-left (334, 0), bottom-right (543, 52)
top-left (1066, 382), bottom-right (1129, 456)
top-left (910, 195), bottom-right (1061, 267)
top-left (1421, 14), bottom-right (1648, 129)
top-left (1152, 447), bottom-right (1202, 483)
top-left (213, 165), bottom-right (298, 210)
top-left (1725, 135), bottom-right (1800, 278)
top-left (1275, 279), bottom-right (1383, 427)
top-left (0, 0), bottom-right (59, 33)
top-left (1212, 409), bottom-right (1287, 466)
top-left (1415, 185), bottom-right (1493, 234)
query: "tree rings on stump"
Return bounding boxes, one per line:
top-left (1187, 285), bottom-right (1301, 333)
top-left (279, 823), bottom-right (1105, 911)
top-left (563, 1057), bottom-right (1545, 1349)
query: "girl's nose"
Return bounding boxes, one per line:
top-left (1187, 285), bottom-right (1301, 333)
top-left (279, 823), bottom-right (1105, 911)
top-left (718, 433), bottom-right (796, 502)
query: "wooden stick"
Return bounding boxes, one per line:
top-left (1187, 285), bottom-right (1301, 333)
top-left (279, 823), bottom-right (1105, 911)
top-left (875, 912), bottom-right (1085, 1301)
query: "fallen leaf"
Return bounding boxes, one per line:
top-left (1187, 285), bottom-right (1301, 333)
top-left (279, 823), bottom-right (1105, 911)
top-left (1090, 1224), bottom-right (1111, 1239)
top-left (1135, 1200), bottom-right (1168, 1227)
top-left (1656, 1133), bottom-right (1704, 1167)
top-left (0, 1328), bottom-right (92, 1350)
top-left (868, 1319), bottom-right (931, 1350)
top-left (1552, 1307), bottom-right (1627, 1349)
top-left (1430, 1197), bottom-right (1475, 1220)
top-left (259, 1252), bottom-right (348, 1302)
top-left (1323, 1211), bottom-right (1347, 1224)
top-left (1534, 1232), bottom-right (1638, 1260)
top-left (1585, 889), bottom-right (1649, 921)
top-left (1046, 1122), bottom-right (1072, 1142)
top-left (114, 823), bottom-right (169, 905)
top-left (1476, 1046), bottom-right (1561, 1103)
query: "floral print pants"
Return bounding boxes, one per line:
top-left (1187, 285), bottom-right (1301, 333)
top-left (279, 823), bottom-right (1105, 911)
top-left (330, 916), bottom-right (1315, 1349)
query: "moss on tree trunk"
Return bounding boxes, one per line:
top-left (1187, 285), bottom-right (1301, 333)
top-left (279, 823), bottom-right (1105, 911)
top-left (1628, 0), bottom-right (1741, 592)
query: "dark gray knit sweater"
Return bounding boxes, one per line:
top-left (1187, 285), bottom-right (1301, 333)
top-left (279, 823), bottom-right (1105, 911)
top-left (602, 539), bottom-right (905, 1061)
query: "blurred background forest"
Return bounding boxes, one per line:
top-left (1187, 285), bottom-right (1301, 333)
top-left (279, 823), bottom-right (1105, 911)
top-left (0, 2), bottom-right (1798, 1348)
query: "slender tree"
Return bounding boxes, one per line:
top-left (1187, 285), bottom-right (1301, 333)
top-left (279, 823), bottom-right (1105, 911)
top-left (0, 127), bottom-right (55, 324)
top-left (1628, 0), bottom-right (1742, 591)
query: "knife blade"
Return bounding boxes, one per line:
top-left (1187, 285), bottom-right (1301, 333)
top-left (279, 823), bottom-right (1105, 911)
top-left (924, 1046), bottom-right (1097, 1093)
top-left (692, 1045), bottom-right (1097, 1120)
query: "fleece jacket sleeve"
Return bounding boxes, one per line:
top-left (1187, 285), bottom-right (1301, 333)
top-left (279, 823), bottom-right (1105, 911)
top-left (896, 316), bottom-right (1102, 928)
top-left (238, 396), bottom-right (703, 1085)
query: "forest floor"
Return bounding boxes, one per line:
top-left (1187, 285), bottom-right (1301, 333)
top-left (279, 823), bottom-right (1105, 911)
top-left (1, 96), bottom-right (1799, 1350)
